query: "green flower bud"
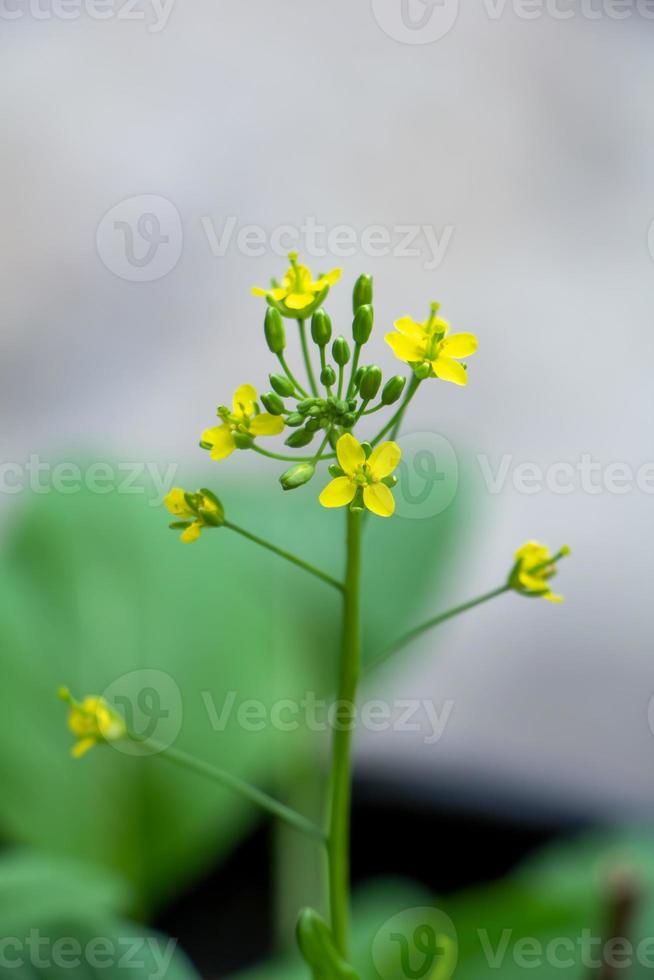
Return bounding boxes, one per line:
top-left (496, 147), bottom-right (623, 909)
top-left (311, 308), bottom-right (332, 347)
top-left (306, 417), bottom-right (322, 432)
top-left (352, 304), bottom-right (373, 345)
top-left (328, 429), bottom-right (340, 450)
top-left (297, 397), bottom-right (321, 416)
top-left (352, 273), bottom-right (373, 312)
top-left (359, 365), bottom-right (382, 401)
top-left (279, 462), bottom-right (316, 491)
top-left (334, 399), bottom-right (349, 415)
top-left (332, 336), bottom-right (351, 366)
top-left (198, 488), bottom-right (225, 526)
top-left (264, 307), bottom-right (286, 354)
top-left (381, 375), bottom-right (407, 405)
top-left (269, 373), bottom-right (296, 397)
top-left (285, 427), bottom-right (315, 448)
top-left (232, 431), bottom-right (254, 450)
top-left (260, 391), bottom-right (285, 415)
top-left (361, 442), bottom-right (372, 458)
top-left (296, 909), bottom-right (359, 980)
top-left (320, 365), bottom-right (336, 387)
top-left (341, 413), bottom-right (356, 428)
top-left (352, 366), bottom-right (364, 391)
top-left (285, 412), bottom-right (304, 427)
top-left (328, 464), bottom-right (344, 477)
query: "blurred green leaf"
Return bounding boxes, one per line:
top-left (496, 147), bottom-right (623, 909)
top-left (0, 460), bottom-right (467, 911)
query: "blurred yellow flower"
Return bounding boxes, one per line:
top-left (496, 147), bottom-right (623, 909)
top-left (201, 384), bottom-right (284, 461)
top-left (385, 304), bottom-right (477, 386)
top-left (59, 688), bottom-right (126, 758)
top-left (165, 487), bottom-right (224, 543)
top-left (511, 541), bottom-right (570, 602)
top-left (319, 433), bottom-right (400, 518)
top-left (252, 253), bottom-right (341, 311)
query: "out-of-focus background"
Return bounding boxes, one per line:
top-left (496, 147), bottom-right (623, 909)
top-left (2, 1), bottom-right (654, 977)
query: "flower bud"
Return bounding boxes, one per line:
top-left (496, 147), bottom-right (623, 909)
top-left (381, 375), bottom-right (407, 405)
top-left (320, 365), bottom-right (336, 387)
top-left (352, 274), bottom-right (373, 312)
top-left (311, 308), bottom-right (332, 347)
top-left (269, 373), bottom-right (295, 397)
top-left (352, 304), bottom-right (373, 345)
top-left (232, 431), bottom-right (254, 449)
top-left (332, 336), bottom-right (351, 366)
top-left (352, 366), bottom-right (364, 391)
top-left (279, 462), bottom-right (316, 491)
top-left (341, 413), bottom-right (356, 428)
top-left (264, 307), bottom-right (286, 354)
top-left (306, 417), bottom-right (322, 432)
top-left (260, 392), bottom-right (285, 416)
top-left (359, 366), bottom-right (382, 401)
top-left (285, 427), bottom-right (315, 448)
top-left (285, 412), bottom-right (304, 427)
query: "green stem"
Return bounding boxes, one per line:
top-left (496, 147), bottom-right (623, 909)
top-left (366, 584), bottom-right (510, 673)
top-left (251, 444), bottom-right (335, 464)
top-left (224, 520), bottom-right (344, 592)
top-left (137, 738), bottom-right (326, 843)
top-left (319, 347), bottom-right (333, 396)
top-left (346, 344), bottom-right (361, 398)
top-left (371, 376), bottom-right (420, 446)
top-left (327, 508), bottom-right (362, 957)
top-left (277, 353), bottom-right (309, 398)
top-left (337, 363), bottom-right (345, 399)
top-left (298, 319), bottom-right (319, 395)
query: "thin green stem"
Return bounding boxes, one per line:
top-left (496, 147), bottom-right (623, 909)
top-left (337, 363), bottom-right (345, 399)
top-left (366, 584), bottom-right (511, 673)
top-left (277, 353), bottom-right (309, 398)
top-left (327, 509), bottom-right (362, 957)
top-left (251, 444), bottom-right (335, 464)
top-left (298, 319), bottom-right (319, 395)
top-left (371, 376), bottom-right (420, 446)
top-left (136, 738), bottom-right (326, 843)
top-left (224, 520), bottom-right (344, 592)
top-left (319, 347), bottom-right (333, 395)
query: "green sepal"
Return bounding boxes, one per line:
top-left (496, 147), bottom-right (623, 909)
top-left (199, 440), bottom-right (212, 451)
top-left (413, 362), bottom-right (432, 381)
top-left (382, 475), bottom-right (397, 488)
top-left (198, 488), bottom-right (225, 526)
top-left (169, 521), bottom-right (192, 530)
top-left (361, 442), bottom-right (372, 459)
top-left (296, 909), bottom-right (360, 980)
top-left (328, 464), bottom-right (344, 478)
top-left (352, 273), bottom-right (373, 313)
top-left (269, 373), bottom-right (296, 397)
top-left (285, 428), bottom-right (315, 448)
top-left (232, 431), bottom-right (254, 450)
top-left (266, 288), bottom-right (329, 322)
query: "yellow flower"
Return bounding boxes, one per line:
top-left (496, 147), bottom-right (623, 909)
top-left (165, 487), bottom-right (224, 543)
top-left (58, 687), bottom-right (126, 758)
top-left (252, 252), bottom-right (342, 312)
top-left (319, 433), bottom-right (401, 518)
top-left (385, 304), bottom-right (477, 386)
top-left (510, 541), bottom-right (570, 602)
top-left (201, 384), bottom-right (284, 461)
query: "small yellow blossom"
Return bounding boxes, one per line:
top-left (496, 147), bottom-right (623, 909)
top-left (165, 487), bottom-right (224, 543)
top-left (385, 304), bottom-right (477, 386)
top-left (252, 253), bottom-right (342, 312)
top-left (319, 434), bottom-right (401, 518)
top-left (201, 384), bottom-right (284, 461)
top-left (58, 687), bottom-right (126, 758)
top-left (510, 541), bottom-right (571, 602)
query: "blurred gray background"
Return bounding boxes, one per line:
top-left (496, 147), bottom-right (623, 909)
top-left (2, 0), bottom-right (653, 819)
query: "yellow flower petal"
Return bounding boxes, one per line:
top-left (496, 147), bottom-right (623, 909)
top-left (317, 268), bottom-right (342, 288)
top-left (232, 384), bottom-right (257, 417)
top-left (72, 737), bottom-right (96, 758)
top-left (319, 477), bottom-right (356, 509)
top-left (251, 286), bottom-right (268, 297)
top-left (368, 441), bottom-right (401, 480)
top-left (385, 332), bottom-right (425, 364)
top-left (432, 356), bottom-right (468, 386)
top-left (181, 522), bottom-right (202, 544)
top-left (250, 413), bottom-right (285, 436)
top-left (394, 316), bottom-right (426, 340)
top-left (164, 488), bottom-right (192, 518)
top-left (270, 287), bottom-right (287, 301)
top-left (440, 332), bottom-right (478, 358)
top-left (202, 425), bottom-right (236, 461)
top-left (285, 292), bottom-right (316, 310)
top-left (363, 483), bottom-right (395, 518)
top-left (336, 434), bottom-right (366, 477)
top-left (544, 591), bottom-right (564, 603)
